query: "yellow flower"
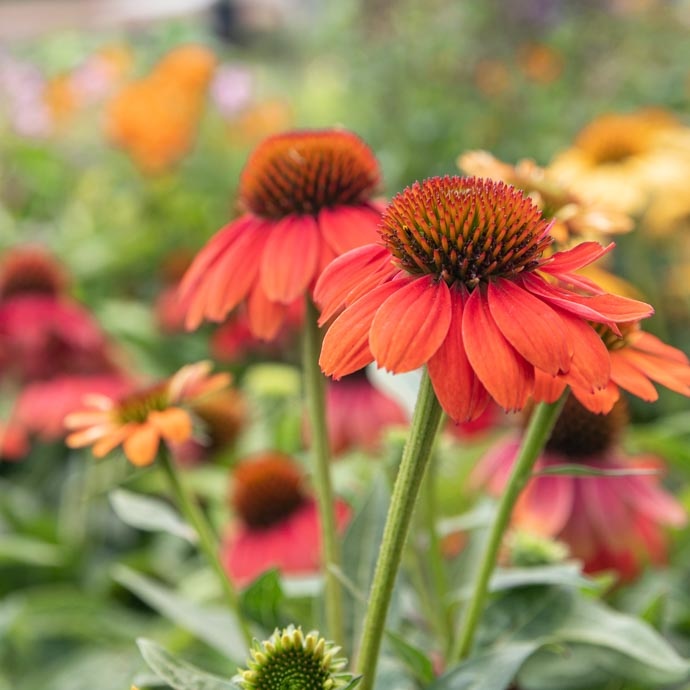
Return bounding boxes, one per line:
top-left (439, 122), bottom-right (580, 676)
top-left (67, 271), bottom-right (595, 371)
top-left (65, 361), bottom-right (230, 466)
top-left (549, 109), bottom-right (690, 215)
top-left (458, 150), bottom-right (632, 246)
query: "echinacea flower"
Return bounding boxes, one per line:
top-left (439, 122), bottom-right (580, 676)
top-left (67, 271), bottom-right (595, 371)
top-left (316, 175), bottom-right (653, 422)
top-left (221, 452), bottom-right (350, 586)
top-left (458, 150), bottom-right (633, 245)
top-left (179, 128), bottom-right (383, 340)
top-left (65, 361), bottom-right (230, 467)
top-left (237, 626), bottom-right (354, 690)
top-left (472, 396), bottom-right (686, 581)
top-left (534, 320), bottom-right (690, 413)
top-left (549, 109), bottom-right (690, 215)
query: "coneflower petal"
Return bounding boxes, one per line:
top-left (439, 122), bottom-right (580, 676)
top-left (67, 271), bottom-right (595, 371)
top-left (318, 204), bottom-right (381, 255)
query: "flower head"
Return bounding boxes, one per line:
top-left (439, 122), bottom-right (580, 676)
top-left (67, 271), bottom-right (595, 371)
top-left (237, 626), bottom-right (354, 690)
top-left (316, 175), bottom-right (653, 422)
top-left (179, 128), bottom-right (383, 340)
top-left (472, 396), bottom-right (686, 581)
top-left (222, 452), bottom-right (351, 585)
top-left (65, 361), bottom-right (230, 466)
top-left (0, 246), bottom-right (68, 299)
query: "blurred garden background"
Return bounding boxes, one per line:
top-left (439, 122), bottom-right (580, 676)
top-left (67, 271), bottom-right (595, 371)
top-left (2, 1), bottom-right (690, 689)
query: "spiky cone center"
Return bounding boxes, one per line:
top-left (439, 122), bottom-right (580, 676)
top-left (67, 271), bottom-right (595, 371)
top-left (238, 626), bottom-right (349, 690)
top-left (115, 384), bottom-right (170, 424)
top-left (0, 249), bottom-right (68, 299)
top-left (379, 176), bottom-right (553, 289)
top-left (542, 394), bottom-right (629, 458)
top-left (593, 320), bottom-right (637, 351)
top-left (238, 129), bottom-right (380, 219)
top-left (232, 452), bottom-right (307, 529)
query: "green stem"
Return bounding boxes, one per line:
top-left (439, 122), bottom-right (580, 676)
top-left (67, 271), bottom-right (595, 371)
top-left (451, 395), bottom-right (567, 662)
top-left (302, 296), bottom-right (344, 645)
top-left (158, 450), bottom-right (252, 646)
top-left (355, 370), bottom-right (444, 690)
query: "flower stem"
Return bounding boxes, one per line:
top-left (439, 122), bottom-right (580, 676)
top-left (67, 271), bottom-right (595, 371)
top-left (450, 395), bottom-right (567, 663)
top-left (302, 296), bottom-right (344, 645)
top-left (355, 370), bottom-right (444, 690)
top-left (158, 450), bottom-right (252, 646)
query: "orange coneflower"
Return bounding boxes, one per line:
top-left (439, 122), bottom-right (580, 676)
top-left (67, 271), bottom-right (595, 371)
top-left (179, 129), bottom-right (383, 340)
top-left (472, 396), bottom-right (686, 582)
top-left (534, 320), bottom-right (690, 413)
top-left (221, 452), bottom-right (351, 586)
top-left (65, 361), bottom-right (230, 466)
top-left (315, 176), bottom-right (653, 422)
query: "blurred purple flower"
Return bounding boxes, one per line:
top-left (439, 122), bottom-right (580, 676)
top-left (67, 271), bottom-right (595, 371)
top-left (210, 64), bottom-right (253, 118)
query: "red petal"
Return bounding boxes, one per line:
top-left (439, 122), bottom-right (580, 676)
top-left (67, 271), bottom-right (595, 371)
top-left (247, 283), bottom-right (289, 341)
top-left (610, 352), bottom-right (659, 401)
top-left (623, 350), bottom-right (690, 397)
top-left (314, 244), bottom-right (394, 324)
top-left (318, 204), bottom-right (381, 255)
top-left (558, 312), bottom-right (611, 393)
top-left (427, 288), bottom-right (490, 422)
top-left (260, 215), bottom-right (320, 303)
top-left (631, 331), bottom-right (689, 365)
top-left (514, 474), bottom-right (574, 537)
top-left (319, 281), bottom-right (402, 378)
top-left (521, 273), bottom-right (653, 326)
top-left (540, 242), bottom-right (613, 276)
top-left (532, 369), bottom-right (568, 404)
top-left (369, 276), bottom-right (452, 373)
top-left (488, 279), bottom-right (571, 375)
top-left (463, 287), bottom-right (534, 412)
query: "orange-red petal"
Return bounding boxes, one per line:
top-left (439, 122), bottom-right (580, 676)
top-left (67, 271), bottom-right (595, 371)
top-left (320, 281), bottom-right (401, 378)
top-left (149, 407), bottom-right (193, 443)
top-left (631, 331), bottom-right (690, 365)
top-left (247, 282), bottom-right (289, 341)
top-left (540, 241), bottom-right (613, 276)
top-left (488, 279), bottom-right (571, 375)
top-left (314, 244), bottom-right (394, 324)
top-left (260, 215), bottom-right (320, 303)
top-left (558, 312), bottom-right (611, 393)
top-left (427, 288), bottom-right (490, 422)
top-left (318, 204), bottom-right (381, 255)
top-left (622, 350), bottom-right (690, 397)
top-left (123, 424), bottom-right (161, 466)
top-left (610, 352), bottom-right (659, 401)
top-left (463, 287), bottom-right (534, 412)
top-left (369, 276), bottom-right (452, 373)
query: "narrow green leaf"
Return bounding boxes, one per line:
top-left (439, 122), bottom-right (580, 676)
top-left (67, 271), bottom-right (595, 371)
top-left (384, 631), bottom-right (435, 685)
top-left (109, 488), bottom-right (197, 542)
top-left (533, 464), bottom-right (658, 478)
top-left (114, 566), bottom-right (246, 660)
top-left (137, 638), bottom-right (240, 690)
top-left (0, 535), bottom-right (64, 566)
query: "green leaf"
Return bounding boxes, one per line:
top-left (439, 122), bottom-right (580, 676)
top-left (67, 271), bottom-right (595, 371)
top-left (109, 488), bottom-right (197, 542)
top-left (533, 464), bottom-right (658, 478)
top-left (240, 569), bottom-right (285, 630)
top-left (429, 642), bottom-right (540, 690)
top-left (384, 630), bottom-right (435, 685)
top-left (0, 535), bottom-right (64, 566)
top-left (342, 471), bottom-right (391, 652)
top-left (114, 566), bottom-right (246, 660)
top-left (137, 638), bottom-right (240, 690)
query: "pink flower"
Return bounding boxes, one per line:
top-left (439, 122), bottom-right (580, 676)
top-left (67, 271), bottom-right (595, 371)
top-left (222, 452), bottom-right (351, 586)
top-left (472, 397), bottom-right (686, 581)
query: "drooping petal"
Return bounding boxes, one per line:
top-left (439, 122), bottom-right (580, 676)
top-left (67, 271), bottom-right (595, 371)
top-left (314, 244), bottom-right (394, 324)
top-left (532, 369), bottom-right (568, 404)
top-left (631, 331), bottom-right (690, 365)
top-left (63, 411), bottom-right (111, 429)
top-left (247, 282), bottom-right (289, 341)
top-left (320, 281), bottom-right (402, 378)
top-left (514, 473), bottom-right (574, 537)
top-left (620, 470), bottom-right (687, 527)
top-left (65, 423), bottom-right (114, 448)
top-left (428, 287), bottom-right (490, 422)
top-left (463, 287), bottom-right (534, 412)
top-left (520, 273), bottom-right (653, 327)
top-left (123, 424), bottom-right (161, 466)
top-left (92, 423), bottom-right (136, 458)
top-left (540, 242), bottom-right (614, 277)
top-left (318, 204), bottom-right (381, 255)
top-left (581, 477), bottom-right (631, 550)
top-left (149, 408), bottom-right (193, 443)
top-left (370, 276), bottom-right (452, 373)
top-left (610, 352), bottom-right (659, 401)
top-left (571, 382), bottom-right (620, 415)
top-left (488, 279), bottom-right (571, 375)
top-left (622, 350), bottom-right (690, 397)
top-left (260, 215), bottom-right (320, 303)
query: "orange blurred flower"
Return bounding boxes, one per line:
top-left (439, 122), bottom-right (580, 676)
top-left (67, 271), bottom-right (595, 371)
top-left (473, 59), bottom-right (511, 98)
top-left (105, 44), bottom-right (217, 173)
top-left (65, 361), bottom-right (230, 466)
top-left (225, 99), bottom-right (294, 146)
top-left (517, 42), bottom-right (564, 84)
